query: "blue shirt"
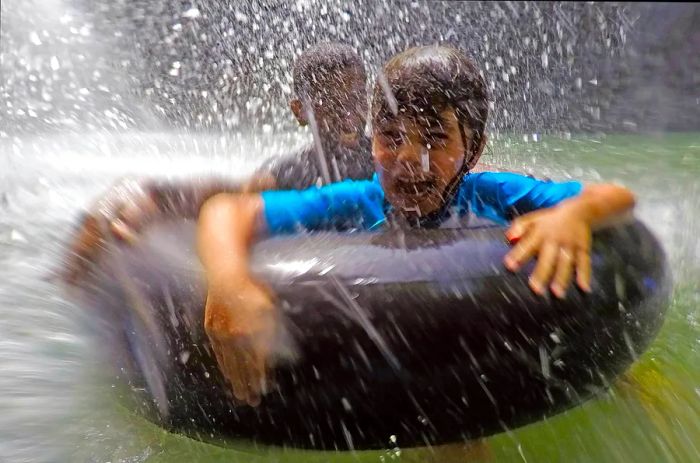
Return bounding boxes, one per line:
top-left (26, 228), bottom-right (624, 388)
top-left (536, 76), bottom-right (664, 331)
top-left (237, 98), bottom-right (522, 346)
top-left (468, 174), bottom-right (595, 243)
top-left (262, 172), bottom-right (583, 235)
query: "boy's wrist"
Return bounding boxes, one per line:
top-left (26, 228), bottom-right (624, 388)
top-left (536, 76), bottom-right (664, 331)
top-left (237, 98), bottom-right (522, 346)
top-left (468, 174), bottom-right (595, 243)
top-left (208, 264), bottom-right (253, 289)
top-left (557, 196), bottom-right (597, 226)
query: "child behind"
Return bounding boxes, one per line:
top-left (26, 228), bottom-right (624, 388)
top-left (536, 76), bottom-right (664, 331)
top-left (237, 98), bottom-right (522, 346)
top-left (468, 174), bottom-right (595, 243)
top-left (64, 42), bottom-right (374, 282)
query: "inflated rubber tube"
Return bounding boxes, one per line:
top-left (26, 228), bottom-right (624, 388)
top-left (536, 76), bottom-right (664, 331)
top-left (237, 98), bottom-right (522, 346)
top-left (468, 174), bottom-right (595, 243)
top-left (70, 218), bottom-right (670, 450)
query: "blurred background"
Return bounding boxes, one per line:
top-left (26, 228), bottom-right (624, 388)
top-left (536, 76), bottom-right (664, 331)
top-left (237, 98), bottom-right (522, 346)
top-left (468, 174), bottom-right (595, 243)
top-left (0, 2), bottom-right (698, 462)
top-left (2, 1), bottom-right (698, 135)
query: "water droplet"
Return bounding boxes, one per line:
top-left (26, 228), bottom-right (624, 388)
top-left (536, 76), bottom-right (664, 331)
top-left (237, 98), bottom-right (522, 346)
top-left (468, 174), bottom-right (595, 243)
top-left (29, 32), bottom-right (42, 46)
top-left (169, 61), bottom-right (181, 76)
top-left (182, 7), bottom-right (201, 19)
top-left (10, 230), bottom-right (27, 243)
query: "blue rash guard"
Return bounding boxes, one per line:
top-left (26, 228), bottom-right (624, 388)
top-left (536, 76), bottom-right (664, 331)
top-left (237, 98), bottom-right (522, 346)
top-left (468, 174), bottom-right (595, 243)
top-left (261, 172), bottom-right (583, 235)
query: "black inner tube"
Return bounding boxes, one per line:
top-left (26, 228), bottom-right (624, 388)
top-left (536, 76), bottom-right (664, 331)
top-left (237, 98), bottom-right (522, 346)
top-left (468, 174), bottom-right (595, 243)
top-left (71, 219), bottom-right (670, 450)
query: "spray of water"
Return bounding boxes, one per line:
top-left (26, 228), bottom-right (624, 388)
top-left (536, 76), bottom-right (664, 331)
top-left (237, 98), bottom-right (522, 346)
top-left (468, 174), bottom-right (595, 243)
top-left (1, 0), bottom-right (699, 462)
top-left (304, 99), bottom-right (332, 185)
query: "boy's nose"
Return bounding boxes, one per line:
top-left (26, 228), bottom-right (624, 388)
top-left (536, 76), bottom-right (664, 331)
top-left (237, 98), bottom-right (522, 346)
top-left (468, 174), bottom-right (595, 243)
top-left (395, 143), bottom-right (422, 165)
top-left (393, 144), bottom-right (427, 176)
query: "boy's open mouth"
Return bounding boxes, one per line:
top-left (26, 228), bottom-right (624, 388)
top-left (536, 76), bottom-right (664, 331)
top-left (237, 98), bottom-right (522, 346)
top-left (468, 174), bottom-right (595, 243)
top-left (394, 178), bottom-right (437, 196)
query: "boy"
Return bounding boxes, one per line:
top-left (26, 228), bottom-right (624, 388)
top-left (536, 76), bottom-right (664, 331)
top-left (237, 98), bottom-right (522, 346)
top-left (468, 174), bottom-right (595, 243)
top-left (197, 45), bottom-right (636, 407)
top-left (64, 42), bottom-right (374, 281)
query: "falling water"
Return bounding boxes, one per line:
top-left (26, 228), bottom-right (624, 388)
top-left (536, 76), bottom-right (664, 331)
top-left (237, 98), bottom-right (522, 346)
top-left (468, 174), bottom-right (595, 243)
top-left (1, 1), bottom-right (699, 462)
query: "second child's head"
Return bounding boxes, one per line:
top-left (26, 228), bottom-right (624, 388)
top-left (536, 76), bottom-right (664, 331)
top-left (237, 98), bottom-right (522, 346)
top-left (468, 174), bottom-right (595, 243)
top-left (371, 45), bottom-right (489, 217)
top-left (291, 42), bottom-right (367, 148)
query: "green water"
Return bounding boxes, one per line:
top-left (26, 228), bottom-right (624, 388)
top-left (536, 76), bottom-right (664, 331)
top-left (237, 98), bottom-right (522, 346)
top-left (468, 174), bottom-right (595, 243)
top-left (71, 133), bottom-right (700, 463)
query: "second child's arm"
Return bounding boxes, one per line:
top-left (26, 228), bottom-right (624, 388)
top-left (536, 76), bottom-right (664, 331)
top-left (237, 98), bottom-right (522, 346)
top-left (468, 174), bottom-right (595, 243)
top-left (63, 174), bottom-right (275, 284)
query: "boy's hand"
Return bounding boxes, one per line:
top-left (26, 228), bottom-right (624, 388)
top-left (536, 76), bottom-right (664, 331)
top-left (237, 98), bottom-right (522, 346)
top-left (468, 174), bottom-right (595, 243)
top-left (204, 276), bottom-right (277, 407)
top-left (92, 178), bottom-right (161, 241)
top-left (503, 205), bottom-right (593, 298)
top-left (63, 179), bottom-right (160, 283)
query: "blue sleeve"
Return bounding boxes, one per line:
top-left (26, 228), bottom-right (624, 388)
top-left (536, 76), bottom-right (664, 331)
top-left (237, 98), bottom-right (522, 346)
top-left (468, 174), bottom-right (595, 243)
top-left (261, 179), bottom-right (386, 234)
top-left (456, 172), bottom-right (583, 224)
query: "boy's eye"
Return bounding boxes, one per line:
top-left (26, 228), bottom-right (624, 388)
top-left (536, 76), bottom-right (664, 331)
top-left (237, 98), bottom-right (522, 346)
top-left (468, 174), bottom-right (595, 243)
top-left (381, 130), bottom-right (405, 147)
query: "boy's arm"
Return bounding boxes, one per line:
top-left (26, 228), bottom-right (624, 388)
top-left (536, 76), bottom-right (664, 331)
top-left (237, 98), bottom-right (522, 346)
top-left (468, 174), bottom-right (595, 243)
top-left (99, 174), bottom-right (276, 237)
top-left (196, 179), bottom-right (382, 405)
top-left (63, 174), bottom-right (276, 284)
top-left (503, 183), bottom-right (636, 298)
top-left (197, 192), bottom-right (274, 406)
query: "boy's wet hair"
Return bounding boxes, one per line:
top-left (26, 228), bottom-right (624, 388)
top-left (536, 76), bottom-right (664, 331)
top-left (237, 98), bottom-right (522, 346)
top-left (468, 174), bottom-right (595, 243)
top-left (372, 45), bottom-right (489, 153)
top-left (293, 42), bottom-right (366, 100)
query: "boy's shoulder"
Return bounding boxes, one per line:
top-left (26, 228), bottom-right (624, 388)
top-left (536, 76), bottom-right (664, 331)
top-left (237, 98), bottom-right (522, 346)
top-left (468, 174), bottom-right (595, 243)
top-left (461, 170), bottom-right (535, 187)
top-left (259, 136), bottom-right (374, 190)
top-left (457, 170), bottom-right (582, 218)
top-left (257, 145), bottom-right (322, 190)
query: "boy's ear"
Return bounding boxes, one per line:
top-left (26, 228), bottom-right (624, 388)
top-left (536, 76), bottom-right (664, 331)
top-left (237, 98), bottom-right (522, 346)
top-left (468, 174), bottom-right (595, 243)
top-left (466, 133), bottom-right (488, 170)
top-left (290, 99), bottom-right (307, 126)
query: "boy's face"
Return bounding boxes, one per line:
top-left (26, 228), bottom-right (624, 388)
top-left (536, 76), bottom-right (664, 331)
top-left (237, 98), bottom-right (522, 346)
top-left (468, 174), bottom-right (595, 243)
top-left (373, 109), bottom-right (481, 217)
top-left (291, 70), bottom-right (367, 148)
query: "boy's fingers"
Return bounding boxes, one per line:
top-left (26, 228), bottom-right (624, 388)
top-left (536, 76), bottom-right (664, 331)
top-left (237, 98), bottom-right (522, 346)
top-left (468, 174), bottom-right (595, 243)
top-left (238, 348), bottom-right (262, 406)
top-left (506, 217), bottom-right (529, 242)
top-left (575, 249), bottom-right (592, 292)
top-left (212, 337), bottom-right (245, 402)
top-left (230, 349), bottom-right (250, 404)
top-left (119, 197), bottom-right (159, 232)
top-left (211, 338), bottom-right (243, 400)
top-left (110, 219), bottom-right (138, 244)
top-left (505, 223), bottom-right (523, 243)
top-left (506, 210), bottom-right (545, 239)
top-left (244, 350), bottom-right (259, 405)
top-left (504, 231), bottom-right (540, 271)
top-left (210, 337), bottom-right (228, 377)
top-left (228, 358), bottom-right (245, 403)
top-left (254, 349), bottom-right (269, 392)
top-left (246, 357), bottom-right (263, 407)
top-left (75, 216), bottom-right (101, 251)
top-left (247, 352), bottom-right (267, 407)
top-left (529, 242), bottom-right (558, 295)
top-left (551, 248), bottom-right (574, 299)
top-left (64, 215), bottom-right (106, 283)
top-left (207, 329), bottom-right (272, 407)
top-left (118, 203), bottom-right (142, 230)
